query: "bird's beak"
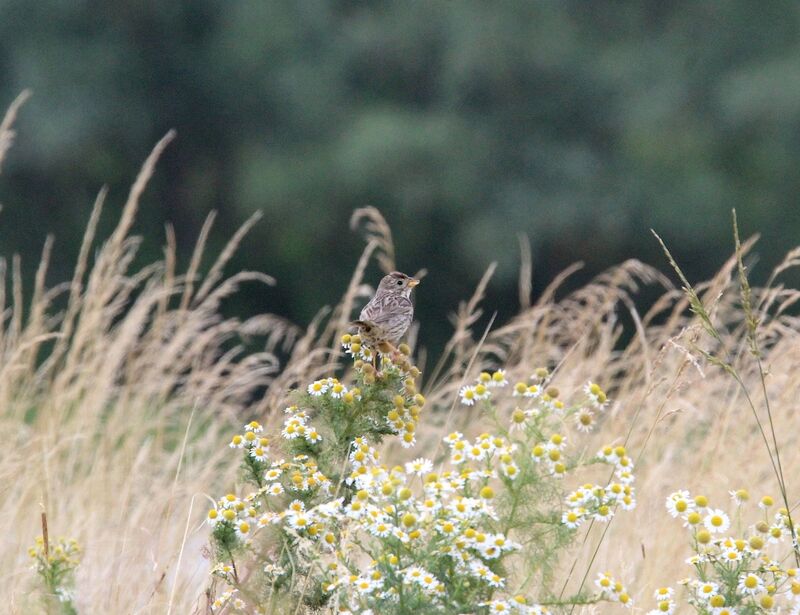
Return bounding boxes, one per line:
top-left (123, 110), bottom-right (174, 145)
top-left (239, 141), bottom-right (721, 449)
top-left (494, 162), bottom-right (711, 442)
top-left (408, 278), bottom-right (420, 287)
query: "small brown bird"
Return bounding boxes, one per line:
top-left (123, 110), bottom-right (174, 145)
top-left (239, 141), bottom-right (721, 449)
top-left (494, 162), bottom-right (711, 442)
top-left (354, 271), bottom-right (419, 363)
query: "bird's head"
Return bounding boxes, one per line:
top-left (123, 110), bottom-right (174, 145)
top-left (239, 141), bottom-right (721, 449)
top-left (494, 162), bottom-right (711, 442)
top-left (378, 271), bottom-right (419, 297)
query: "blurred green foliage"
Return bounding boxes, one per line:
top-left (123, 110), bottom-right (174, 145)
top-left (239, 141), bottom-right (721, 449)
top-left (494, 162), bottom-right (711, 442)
top-left (2, 1), bottom-right (800, 355)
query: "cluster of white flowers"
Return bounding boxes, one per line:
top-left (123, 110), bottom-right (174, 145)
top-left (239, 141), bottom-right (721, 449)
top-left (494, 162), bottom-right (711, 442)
top-left (318, 439), bottom-right (540, 612)
top-left (340, 332), bottom-right (374, 362)
top-left (595, 571), bottom-right (634, 608)
top-left (210, 588), bottom-right (248, 613)
top-left (307, 377), bottom-right (359, 401)
top-left (279, 454), bottom-right (331, 494)
top-left (281, 406), bottom-right (323, 444)
top-left (584, 381), bottom-right (609, 408)
top-left (530, 433), bottom-right (568, 477)
top-left (211, 424), bottom-right (551, 612)
top-left (209, 421), bottom-right (336, 566)
top-left (207, 491), bottom-right (262, 544)
top-left (229, 420), bottom-right (269, 451)
top-left (558, 445), bottom-right (636, 529)
top-left (459, 370), bottom-right (509, 405)
top-left (646, 586), bottom-right (675, 614)
top-left (480, 599), bottom-right (553, 614)
top-left (651, 489), bottom-right (800, 613)
top-left (208, 355), bottom-right (639, 614)
top-left (443, 431), bottom-right (520, 479)
top-left (508, 377), bottom-right (608, 432)
top-left (507, 371), bottom-right (565, 415)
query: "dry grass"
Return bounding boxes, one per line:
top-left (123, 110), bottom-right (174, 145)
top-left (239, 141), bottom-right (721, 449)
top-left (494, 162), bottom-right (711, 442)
top-left (0, 97), bottom-right (301, 613)
top-left (3, 94), bottom-right (800, 613)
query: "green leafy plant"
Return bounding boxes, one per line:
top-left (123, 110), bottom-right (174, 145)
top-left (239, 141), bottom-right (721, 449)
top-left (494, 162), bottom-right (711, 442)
top-left (29, 514), bottom-right (80, 615)
top-left (206, 337), bottom-right (637, 614)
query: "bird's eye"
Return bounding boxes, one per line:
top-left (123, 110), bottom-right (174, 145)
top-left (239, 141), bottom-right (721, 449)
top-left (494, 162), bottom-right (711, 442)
top-left (396, 280), bottom-right (403, 286)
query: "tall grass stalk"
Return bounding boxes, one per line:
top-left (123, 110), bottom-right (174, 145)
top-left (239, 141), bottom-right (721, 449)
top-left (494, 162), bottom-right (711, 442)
top-left (654, 218), bottom-right (800, 567)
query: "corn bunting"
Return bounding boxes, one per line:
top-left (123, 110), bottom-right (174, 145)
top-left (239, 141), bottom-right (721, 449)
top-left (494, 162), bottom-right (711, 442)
top-left (353, 271), bottom-right (419, 358)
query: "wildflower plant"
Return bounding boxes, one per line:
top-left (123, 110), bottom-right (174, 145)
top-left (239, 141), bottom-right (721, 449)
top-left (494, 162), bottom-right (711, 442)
top-left (654, 212), bottom-right (800, 568)
top-left (647, 489), bottom-right (800, 614)
top-left (643, 213), bottom-right (800, 613)
top-left (29, 534), bottom-right (80, 615)
top-left (206, 331), bottom-right (637, 614)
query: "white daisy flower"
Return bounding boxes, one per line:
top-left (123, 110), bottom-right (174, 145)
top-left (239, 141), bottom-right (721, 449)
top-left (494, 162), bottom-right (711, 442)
top-left (286, 512), bottom-right (312, 531)
top-left (329, 382), bottom-right (347, 398)
top-left (206, 508), bottom-right (221, 527)
top-left (562, 509), bottom-right (585, 529)
top-left (665, 491), bottom-right (694, 518)
top-left (443, 431), bottom-right (463, 446)
top-left (484, 599), bottom-right (511, 613)
top-left (486, 572), bottom-right (505, 588)
top-left (620, 494), bottom-right (637, 511)
top-left (418, 571), bottom-right (439, 592)
top-left (266, 483), bottom-right (285, 496)
top-left (703, 509), bottom-right (730, 534)
top-left (250, 446), bottom-right (270, 462)
top-left (524, 384), bottom-right (541, 398)
top-left (405, 458), bottom-right (433, 476)
top-left (501, 463), bottom-right (519, 480)
top-left (729, 489), bottom-right (749, 505)
top-left (307, 380), bottom-right (328, 396)
top-left (450, 451), bottom-right (466, 464)
top-left (243, 420), bottom-right (263, 433)
top-left (400, 435), bottom-right (416, 448)
top-left (354, 577), bottom-right (378, 595)
top-left (305, 429), bottom-right (322, 444)
top-left (767, 523), bottom-right (785, 543)
top-left (584, 381), bottom-right (609, 408)
top-left (695, 580), bottom-right (719, 600)
top-left (234, 519), bottom-right (251, 540)
top-left (616, 468), bottom-right (635, 484)
top-left (473, 383), bottom-right (491, 401)
top-left (736, 572), bottom-right (764, 596)
top-left (403, 566), bottom-right (426, 584)
top-left (466, 444), bottom-right (486, 462)
top-left (575, 407), bottom-right (596, 432)
top-left (490, 370), bottom-right (508, 387)
top-left (264, 468), bottom-right (283, 481)
top-left (459, 385), bottom-right (477, 406)
top-left (593, 505), bottom-right (614, 522)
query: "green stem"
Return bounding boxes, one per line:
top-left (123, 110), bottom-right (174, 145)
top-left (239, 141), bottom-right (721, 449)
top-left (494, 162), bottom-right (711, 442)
top-left (754, 357), bottom-right (800, 566)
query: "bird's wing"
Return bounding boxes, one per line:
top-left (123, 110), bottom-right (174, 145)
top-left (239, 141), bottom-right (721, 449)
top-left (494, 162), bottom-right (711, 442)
top-left (359, 299), bottom-right (379, 323)
top-left (360, 295), bottom-right (413, 327)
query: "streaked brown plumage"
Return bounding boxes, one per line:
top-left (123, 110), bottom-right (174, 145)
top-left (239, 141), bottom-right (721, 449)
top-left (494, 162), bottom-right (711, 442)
top-left (351, 320), bottom-right (396, 355)
top-left (354, 271), bottom-right (419, 355)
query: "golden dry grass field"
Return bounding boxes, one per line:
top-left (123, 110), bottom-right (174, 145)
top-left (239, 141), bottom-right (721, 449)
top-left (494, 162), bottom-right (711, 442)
top-left (3, 95), bottom-right (800, 614)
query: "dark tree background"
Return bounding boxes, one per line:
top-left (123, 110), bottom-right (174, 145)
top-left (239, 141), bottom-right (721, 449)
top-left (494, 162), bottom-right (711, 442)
top-left (2, 1), bottom-right (800, 355)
